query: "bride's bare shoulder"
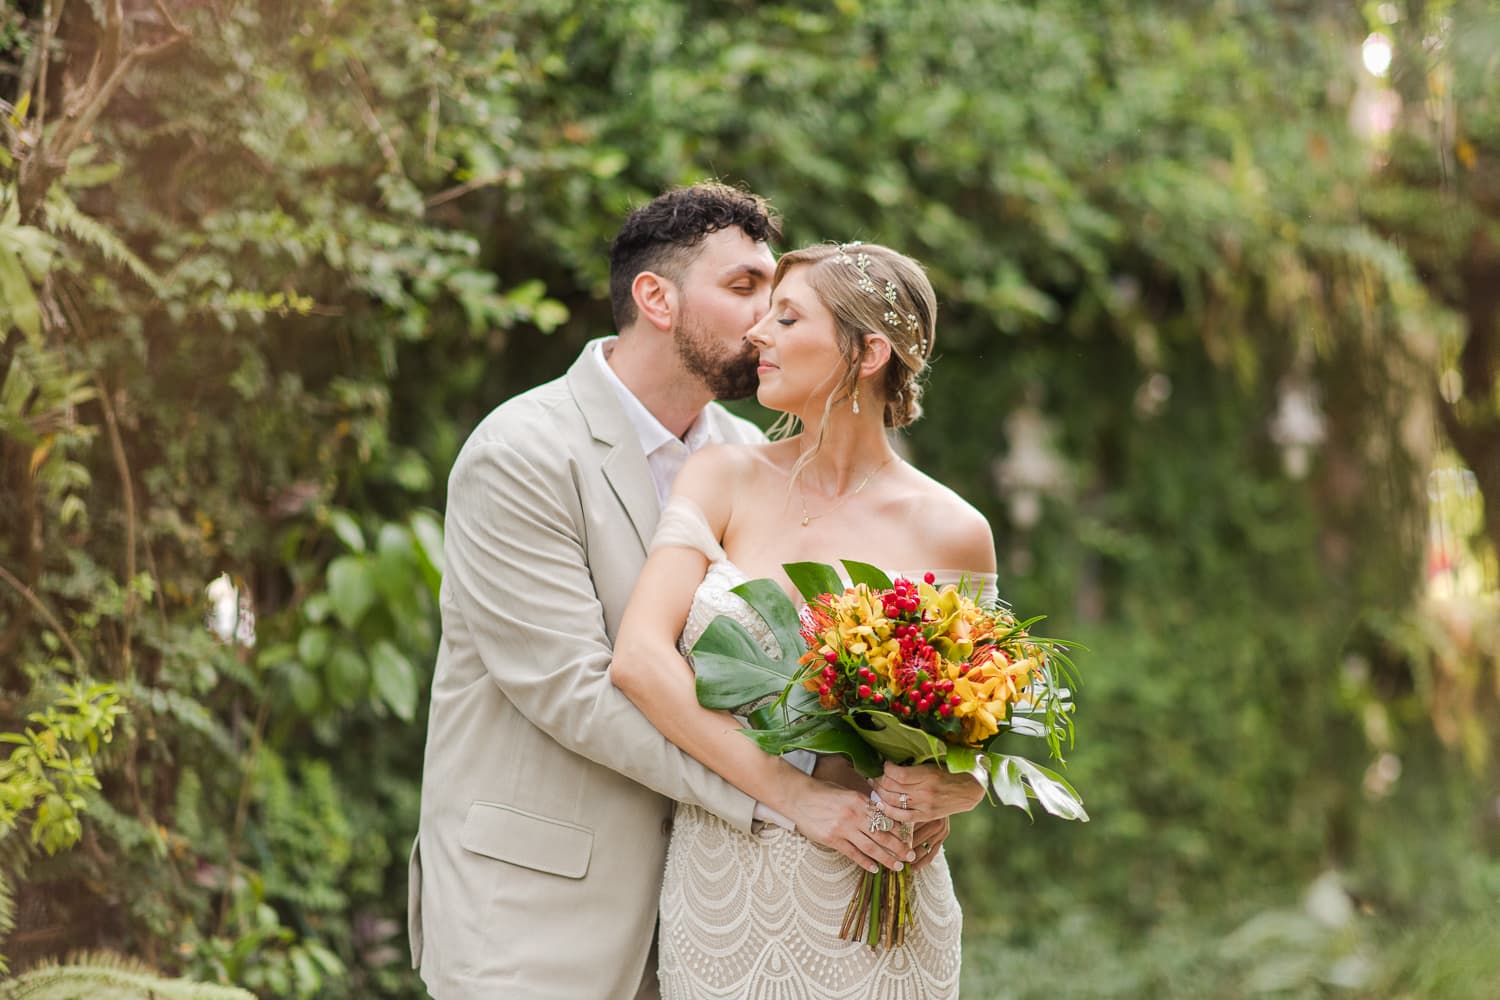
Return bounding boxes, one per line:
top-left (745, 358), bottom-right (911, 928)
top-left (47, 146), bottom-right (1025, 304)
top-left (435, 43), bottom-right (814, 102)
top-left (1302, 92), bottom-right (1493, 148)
top-left (679, 441), bottom-right (785, 482)
top-left (672, 442), bottom-right (788, 522)
top-left (899, 469), bottom-right (997, 573)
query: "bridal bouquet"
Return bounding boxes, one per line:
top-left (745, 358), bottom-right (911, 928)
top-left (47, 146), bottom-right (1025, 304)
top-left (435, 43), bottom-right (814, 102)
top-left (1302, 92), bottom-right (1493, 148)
top-left (691, 560), bottom-right (1085, 950)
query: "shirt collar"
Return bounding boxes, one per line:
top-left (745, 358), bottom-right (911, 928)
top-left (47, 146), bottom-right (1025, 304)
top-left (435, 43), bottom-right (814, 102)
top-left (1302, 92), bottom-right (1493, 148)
top-left (593, 338), bottom-right (705, 455)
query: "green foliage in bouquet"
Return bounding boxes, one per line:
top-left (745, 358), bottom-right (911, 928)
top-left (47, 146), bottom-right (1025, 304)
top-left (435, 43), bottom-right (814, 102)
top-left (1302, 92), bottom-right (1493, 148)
top-left (692, 560), bottom-right (1086, 822)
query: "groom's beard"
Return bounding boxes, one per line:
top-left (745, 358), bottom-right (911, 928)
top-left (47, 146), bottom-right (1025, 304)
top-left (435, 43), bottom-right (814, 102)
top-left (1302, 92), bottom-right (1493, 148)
top-left (675, 312), bottom-right (760, 401)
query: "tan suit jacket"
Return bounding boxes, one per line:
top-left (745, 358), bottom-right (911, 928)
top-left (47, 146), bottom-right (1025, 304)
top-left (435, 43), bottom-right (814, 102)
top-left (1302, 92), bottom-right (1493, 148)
top-left (409, 342), bottom-right (763, 998)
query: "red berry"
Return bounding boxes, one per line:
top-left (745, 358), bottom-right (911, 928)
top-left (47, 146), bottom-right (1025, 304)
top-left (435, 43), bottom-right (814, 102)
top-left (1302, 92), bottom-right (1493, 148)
top-left (858, 684), bottom-right (872, 699)
top-left (818, 684), bottom-right (831, 696)
top-left (924, 572), bottom-right (936, 584)
top-left (872, 692), bottom-right (885, 704)
top-left (939, 703), bottom-right (953, 717)
top-left (949, 694), bottom-right (962, 705)
top-left (920, 681), bottom-right (934, 695)
top-left (824, 650), bottom-right (838, 664)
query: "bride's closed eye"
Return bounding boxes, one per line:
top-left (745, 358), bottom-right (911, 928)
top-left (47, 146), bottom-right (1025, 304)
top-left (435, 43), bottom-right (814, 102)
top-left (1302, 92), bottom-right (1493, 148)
top-left (777, 317), bottom-right (797, 327)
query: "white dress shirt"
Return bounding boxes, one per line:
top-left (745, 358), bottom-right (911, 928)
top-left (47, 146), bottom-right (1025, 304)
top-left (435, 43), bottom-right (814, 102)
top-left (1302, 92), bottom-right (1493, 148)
top-left (593, 340), bottom-right (715, 508)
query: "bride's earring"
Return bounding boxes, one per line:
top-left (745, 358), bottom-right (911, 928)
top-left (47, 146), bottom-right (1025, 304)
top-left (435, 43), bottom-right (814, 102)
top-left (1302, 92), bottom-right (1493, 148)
top-left (852, 386), bottom-right (861, 415)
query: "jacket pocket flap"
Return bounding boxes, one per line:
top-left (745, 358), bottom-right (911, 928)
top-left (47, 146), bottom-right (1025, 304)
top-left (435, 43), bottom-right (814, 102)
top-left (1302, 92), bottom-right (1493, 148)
top-left (459, 802), bottom-right (593, 880)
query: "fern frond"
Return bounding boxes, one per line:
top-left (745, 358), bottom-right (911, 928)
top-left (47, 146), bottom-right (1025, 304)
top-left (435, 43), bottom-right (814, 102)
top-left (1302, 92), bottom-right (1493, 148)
top-left (42, 189), bottom-right (167, 297)
top-left (1, 952), bottom-right (257, 999)
top-left (0, 827), bottom-right (36, 975)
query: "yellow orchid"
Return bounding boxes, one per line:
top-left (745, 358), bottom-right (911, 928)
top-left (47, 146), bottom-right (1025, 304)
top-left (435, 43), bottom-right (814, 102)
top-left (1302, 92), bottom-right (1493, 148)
top-left (942, 647), bottom-right (1046, 746)
top-left (925, 584), bottom-right (988, 662)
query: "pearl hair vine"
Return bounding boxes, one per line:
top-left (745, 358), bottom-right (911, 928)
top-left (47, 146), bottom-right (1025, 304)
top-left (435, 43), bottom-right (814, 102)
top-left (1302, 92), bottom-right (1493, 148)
top-left (834, 242), bottom-right (928, 359)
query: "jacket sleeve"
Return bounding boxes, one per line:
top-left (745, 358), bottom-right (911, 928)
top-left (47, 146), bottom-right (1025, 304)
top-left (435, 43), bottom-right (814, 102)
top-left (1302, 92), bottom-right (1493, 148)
top-left (441, 437), bottom-right (757, 833)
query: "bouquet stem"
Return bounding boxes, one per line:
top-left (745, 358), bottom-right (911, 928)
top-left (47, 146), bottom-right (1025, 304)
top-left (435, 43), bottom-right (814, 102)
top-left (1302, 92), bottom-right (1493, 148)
top-left (839, 821), bottom-right (913, 949)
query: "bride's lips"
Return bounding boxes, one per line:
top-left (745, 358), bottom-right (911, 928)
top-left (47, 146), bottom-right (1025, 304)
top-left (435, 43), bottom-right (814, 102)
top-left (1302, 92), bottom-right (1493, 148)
top-left (757, 359), bottom-right (779, 375)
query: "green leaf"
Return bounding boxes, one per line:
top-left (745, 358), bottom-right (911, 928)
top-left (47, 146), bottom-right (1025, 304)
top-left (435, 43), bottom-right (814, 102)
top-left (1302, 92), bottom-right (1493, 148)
top-left (285, 663), bottom-right (322, 714)
top-left (375, 522), bottom-right (417, 605)
top-left (988, 755), bottom-right (1089, 822)
top-left (739, 716), bottom-right (884, 777)
top-left (296, 627), bottom-right (332, 667)
top-left (990, 757), bottom-right (1032, 816)
top-left (746, 682), bottom-right (821, 730)
top-left (370, 639), bottom-right (418, 722)
top-left (692, 617), bottom-right (790, 710)
top-left (841, 560), bottom-right (893, 590)
top-left (0, 240), bottom-right (45, 342)
top-left (325, 647), bottom-right (368, 706)
top-left (326, 555), bottom-right (376, 629)
top-left (844, 709), bottom-right (952, 766)
top-left (410, 509), bottom-right (445, 599)
top-left (532, 299), bottom-right (569, 333)
top-left (728, 578), bottom-right (804, 659)
top-left (290, 948), bottom-right (320, 993)
top-left (784, 561), bottom-right (845, 602)
top-left (303, 593), bottom-right (332, 625)
top-left (943, 745), bottom-right (979, 775)
top-left (327, 509), bottom-right (365, 553)
top-left (410, 510), bottom-right (444, 571)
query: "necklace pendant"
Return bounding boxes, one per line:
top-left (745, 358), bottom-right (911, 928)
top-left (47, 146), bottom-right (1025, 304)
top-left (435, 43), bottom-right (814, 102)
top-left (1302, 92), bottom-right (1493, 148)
top-left (800, 515), bottom-right (810, 527)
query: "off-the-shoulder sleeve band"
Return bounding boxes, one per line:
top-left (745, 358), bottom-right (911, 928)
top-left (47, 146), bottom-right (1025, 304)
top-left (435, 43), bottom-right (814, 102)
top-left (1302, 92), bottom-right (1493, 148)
top-left (649, 495), bottom-right (726, 563)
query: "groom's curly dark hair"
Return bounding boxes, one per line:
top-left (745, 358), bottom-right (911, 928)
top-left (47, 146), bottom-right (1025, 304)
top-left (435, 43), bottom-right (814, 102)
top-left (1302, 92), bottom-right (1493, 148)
top-left (608, 182), bottom-right (782, 329)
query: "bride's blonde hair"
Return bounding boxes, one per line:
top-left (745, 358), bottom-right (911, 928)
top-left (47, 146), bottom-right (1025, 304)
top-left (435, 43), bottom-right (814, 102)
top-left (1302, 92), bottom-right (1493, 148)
top-left (768, 242), bottom-right (937, 470)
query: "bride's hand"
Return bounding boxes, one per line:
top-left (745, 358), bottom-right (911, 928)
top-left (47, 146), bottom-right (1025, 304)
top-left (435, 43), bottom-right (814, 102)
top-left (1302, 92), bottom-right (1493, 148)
top-left (786, 779), bottom-right (917, 875)
top-left (871, 761), bottom-right (986, 823)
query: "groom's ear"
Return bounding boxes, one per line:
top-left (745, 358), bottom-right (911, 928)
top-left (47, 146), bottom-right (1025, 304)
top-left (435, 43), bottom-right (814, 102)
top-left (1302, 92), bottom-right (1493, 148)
top-left (632, 271), bottom-right (677, 333)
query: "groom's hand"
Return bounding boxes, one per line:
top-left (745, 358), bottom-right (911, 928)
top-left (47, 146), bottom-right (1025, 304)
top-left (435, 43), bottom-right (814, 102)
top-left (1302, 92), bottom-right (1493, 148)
top-left (909, 818), bottom-right (951, 871)
top-left (873, 761), bottom-right (986, 823)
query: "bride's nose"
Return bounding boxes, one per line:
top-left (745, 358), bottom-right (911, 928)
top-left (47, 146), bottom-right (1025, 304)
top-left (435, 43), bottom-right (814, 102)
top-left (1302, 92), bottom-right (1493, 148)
top-left (745, 315), bottom-right (772, 350)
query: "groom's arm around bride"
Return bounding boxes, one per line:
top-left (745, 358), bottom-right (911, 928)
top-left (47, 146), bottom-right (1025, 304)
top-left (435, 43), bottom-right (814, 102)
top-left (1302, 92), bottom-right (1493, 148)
top-left (408, 184), bottom-right (782, 1000)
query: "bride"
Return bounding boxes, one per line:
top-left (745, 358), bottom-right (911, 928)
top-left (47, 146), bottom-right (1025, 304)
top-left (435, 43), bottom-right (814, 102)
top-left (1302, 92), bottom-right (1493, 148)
top-left (610, 242), bottom-right (995, 998)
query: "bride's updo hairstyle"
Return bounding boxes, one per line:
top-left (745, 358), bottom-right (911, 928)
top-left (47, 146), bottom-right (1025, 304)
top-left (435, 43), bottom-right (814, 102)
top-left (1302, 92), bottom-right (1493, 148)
top-left (770, 241), bottom-right (936, 434)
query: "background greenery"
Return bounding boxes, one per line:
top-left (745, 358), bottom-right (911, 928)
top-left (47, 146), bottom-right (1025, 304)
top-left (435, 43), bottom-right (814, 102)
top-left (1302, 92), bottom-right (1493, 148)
top-left (2, 1), bottom-right (1497, 996)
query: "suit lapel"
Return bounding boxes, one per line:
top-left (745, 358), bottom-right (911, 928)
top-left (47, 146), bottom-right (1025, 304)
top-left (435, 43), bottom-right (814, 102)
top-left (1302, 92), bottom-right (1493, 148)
top-left (566, 341), bottom-right (660, 554)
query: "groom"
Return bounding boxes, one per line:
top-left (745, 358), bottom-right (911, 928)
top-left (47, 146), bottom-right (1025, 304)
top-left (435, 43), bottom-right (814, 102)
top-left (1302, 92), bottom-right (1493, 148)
top-left (409, 183), bottom-right (786, 998)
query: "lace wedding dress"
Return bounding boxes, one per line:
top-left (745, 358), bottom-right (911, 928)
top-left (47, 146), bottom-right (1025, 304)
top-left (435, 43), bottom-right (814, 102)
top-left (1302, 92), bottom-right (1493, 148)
top-left (651, 497), bottom-right (996, 1000)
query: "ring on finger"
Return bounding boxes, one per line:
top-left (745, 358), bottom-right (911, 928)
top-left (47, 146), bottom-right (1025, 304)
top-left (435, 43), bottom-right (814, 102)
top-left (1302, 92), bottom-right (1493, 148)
top-left (898, 792), bottom-right (909, 810)
top-left (867, 802), bottom-right (895, 834)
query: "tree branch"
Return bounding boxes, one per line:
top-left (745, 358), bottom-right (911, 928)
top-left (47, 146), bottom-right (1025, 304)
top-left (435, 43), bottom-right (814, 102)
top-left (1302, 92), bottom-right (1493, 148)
top-left (56, 285), bottom-right (138, 679)
top-left (346, 56), bottom-right (402, 177)
top-left (214, 688), bottom-right (270, 938)
top-left (0, 561), bottom-right (85, 670)
top-left (17, 0), bottom-right (190, 222)
top-left (425, 169), bottom-right (520, 209)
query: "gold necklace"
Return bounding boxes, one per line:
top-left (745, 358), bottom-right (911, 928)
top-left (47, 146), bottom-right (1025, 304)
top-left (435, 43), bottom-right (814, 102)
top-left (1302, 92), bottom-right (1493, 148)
top-left (797, 455), bottom-right (896, 527)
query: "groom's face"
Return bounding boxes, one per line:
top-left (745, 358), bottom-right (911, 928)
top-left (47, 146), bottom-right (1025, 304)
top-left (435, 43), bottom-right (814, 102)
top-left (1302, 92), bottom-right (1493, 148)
top-left (671, 227), bottom-right (775, 401)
